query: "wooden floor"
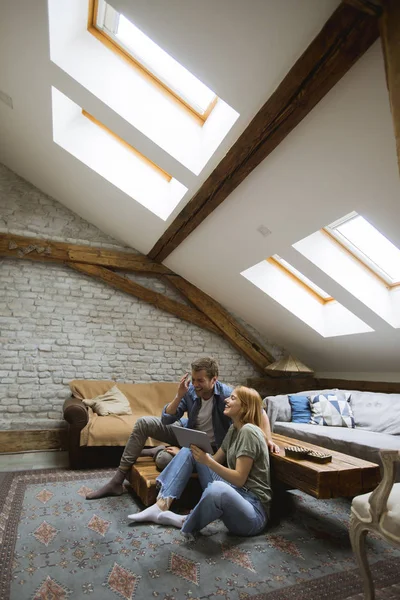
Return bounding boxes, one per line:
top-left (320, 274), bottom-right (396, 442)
top-left (0, 450), bottom-right (69, 472)
top-left (271, 433), bottom-right (381, 499)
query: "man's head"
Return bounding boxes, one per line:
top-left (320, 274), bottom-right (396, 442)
top-left (190, 357), bottom-right (219, 400)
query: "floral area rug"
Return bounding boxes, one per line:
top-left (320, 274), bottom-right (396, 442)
top-left (0, 469), bottom-right (399, 600)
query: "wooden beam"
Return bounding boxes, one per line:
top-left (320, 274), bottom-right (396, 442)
top-left (380, 0), bottom-right (400, 177)
top-left (343, 0), bottom-right (382, 17)
top-left (0, 233), bottom-right (171, 274)
top-left (2, 233), bottom-right (274, 372)
top-left (163, 273), bottom-right (275, 370)
top-left (148, 4), bottom-right (379, 263)
top-left (68, 262), bottom-right (221, 335)
top-left (247, 375), bottom-right (400, 398)
top-left (0, 429), bottom-right (68, 453)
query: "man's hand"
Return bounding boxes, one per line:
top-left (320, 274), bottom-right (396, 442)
top-left (190, 445), bottom-right (211, 465)
top-left (165, 373), bottom-right (190, 416)
top-left (268, 440), bottom-right (280, 454)
top-left (177, 372), bottom-right (190, 400)
top-left (164, 446), bottom-right (180, 456)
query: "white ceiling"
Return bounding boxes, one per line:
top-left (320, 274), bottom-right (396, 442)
top-left (1, 0), bottom-right (400, 376)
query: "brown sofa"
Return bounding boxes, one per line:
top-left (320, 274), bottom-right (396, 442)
top-left (62, 379), bottom-right (180, 469)
top-left (63, 379), bottom-right (202, 506)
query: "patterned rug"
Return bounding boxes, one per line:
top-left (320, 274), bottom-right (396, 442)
top-left (1, 469), bottom-right (399, 600)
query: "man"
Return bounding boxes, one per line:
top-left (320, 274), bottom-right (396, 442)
top-left (86, 356), bottom-right (278, 499)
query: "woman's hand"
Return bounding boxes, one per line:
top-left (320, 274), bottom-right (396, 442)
top-left (190, 445), bottom-right (210, 465)
top-left (164, 446), bottom-right (180, 456)
top-left (268, 440), bottom-right (280, 454)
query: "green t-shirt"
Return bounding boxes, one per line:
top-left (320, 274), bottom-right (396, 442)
top-left (220, 423), bottom-right (272, 514)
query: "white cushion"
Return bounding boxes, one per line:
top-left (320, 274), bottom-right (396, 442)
top-left (352, 491), bottom-right (373, 522)
top-left (349, 391), bottom-right (400, 435)
top-left (352, 483), bottom-right (400, 542)
top-left (382, 484), bottom-right (400, 541)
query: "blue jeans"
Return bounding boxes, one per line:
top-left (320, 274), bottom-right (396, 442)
top-left (156, 447), bottom-right (267, 536)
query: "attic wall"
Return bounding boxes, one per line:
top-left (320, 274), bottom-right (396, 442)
top-left (0, 164), bottom-right (283, 430)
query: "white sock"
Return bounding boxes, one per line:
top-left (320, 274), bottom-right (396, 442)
top-left (157, 511), bottom-right (186, 529)
top-left (127, 504), bottom-right (162, 523)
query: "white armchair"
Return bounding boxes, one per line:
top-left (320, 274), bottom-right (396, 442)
top-left (349, 449), bottom-right (400, 600)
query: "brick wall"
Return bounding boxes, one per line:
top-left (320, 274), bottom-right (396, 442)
top-left (0, 164), bottom-right (284, 429)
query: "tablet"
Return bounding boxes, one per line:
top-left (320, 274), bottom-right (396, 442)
top-left (172, 426), bottom-right (214, 454)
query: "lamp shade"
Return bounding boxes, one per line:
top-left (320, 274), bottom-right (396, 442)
top-left (265, 354), bottom-right (314, 376)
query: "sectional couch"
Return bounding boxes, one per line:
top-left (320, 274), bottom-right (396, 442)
top-left (264, 388), bottom-right (400, 480)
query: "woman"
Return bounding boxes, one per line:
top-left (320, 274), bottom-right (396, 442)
top-left (128, 386), bottom-right (272, 537)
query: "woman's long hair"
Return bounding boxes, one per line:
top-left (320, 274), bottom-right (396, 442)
top-left (234, 386), bottom-right (263, 428)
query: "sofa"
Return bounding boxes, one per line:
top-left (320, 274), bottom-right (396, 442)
top-left (63, 379), bottom-right (180, 469)
top-left (264, 388), bottom-right (400, 480)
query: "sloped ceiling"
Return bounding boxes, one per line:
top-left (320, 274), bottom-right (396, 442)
top-left (0, 0), bottom-right (399, 376)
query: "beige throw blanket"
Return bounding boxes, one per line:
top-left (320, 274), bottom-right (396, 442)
top-left (82, 385), bottom-right (132, 416)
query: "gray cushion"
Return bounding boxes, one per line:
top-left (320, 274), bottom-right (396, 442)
top-left (347, 391), bottom-right (400, 435)
top-left (273, 421), bottom-right (400, 480)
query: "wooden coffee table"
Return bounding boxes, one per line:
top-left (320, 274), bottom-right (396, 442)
top-left (130, 436), bottom-right (381, 505)
top-left (270, 433), bottom-right (381, 499)
top-left (128, 457), bottom-right (200, 507)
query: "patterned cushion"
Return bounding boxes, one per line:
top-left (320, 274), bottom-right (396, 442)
top-left (310, 393), bottom-right (355, 428)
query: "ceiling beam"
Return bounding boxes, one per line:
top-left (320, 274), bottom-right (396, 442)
top-left (248, 375), bottom-right (400, 397)
top-left (67, 263), bottom-right (221, 335)
top-left (148, 3), bottom-right (379, 263)
top-left (380, 0), bottom-right (400, 177)
top-left (343, 0), bottom-right (382, 17)
top-left (0, 233), bottom-right (171, 274)
top-left (163, 273), bottom-right (275, 370)
top-left (2, 233), bottom-right (274, 372)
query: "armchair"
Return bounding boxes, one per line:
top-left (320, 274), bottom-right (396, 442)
top-left (349, 449), bottom-right (400, 600)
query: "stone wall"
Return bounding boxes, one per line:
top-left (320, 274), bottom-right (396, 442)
top-left (0, 164), bottom-right (284, 429)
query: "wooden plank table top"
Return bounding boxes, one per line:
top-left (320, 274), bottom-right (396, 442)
top-left (270, 433), bottom-right (381, 499)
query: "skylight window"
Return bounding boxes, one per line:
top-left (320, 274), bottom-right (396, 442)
top-left (82, 109), bottom-right (172, 182)
top-left (92, 0), bottom-right (218, 121)
top-left (241, 258), bottom-right (372, 337)
top-left (325, 212), bottom-right (400, 287)
top-left (51, 87), bottom-right (187, 221)
top-left (268, 255), bottom-right (333, 303)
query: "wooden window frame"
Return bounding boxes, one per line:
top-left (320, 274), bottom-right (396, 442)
top-left (267, 256), bottom-right (335, 305)
top-left (82, 109), bottom-right (172, 182)
top-left (322, 228), bottom-right (400, 290)
top-left (87, 0), bottom-right (217, 125)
